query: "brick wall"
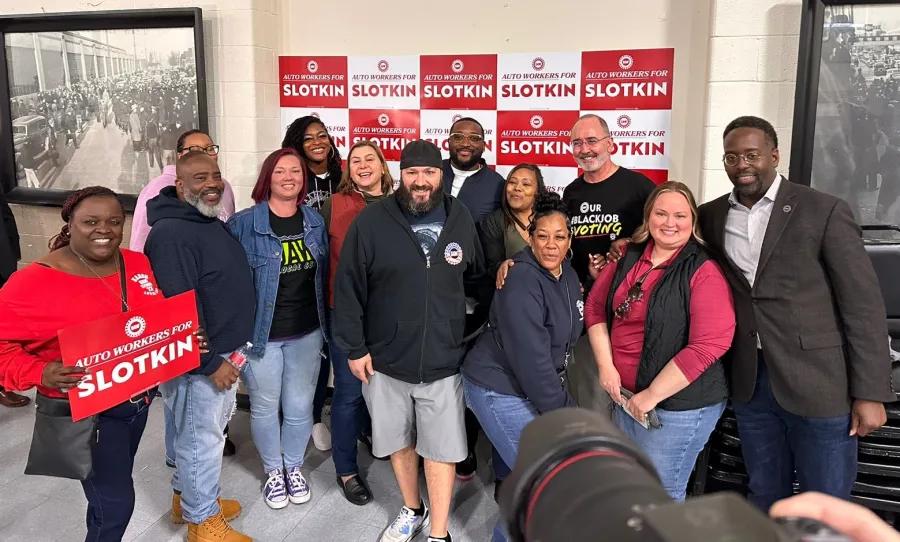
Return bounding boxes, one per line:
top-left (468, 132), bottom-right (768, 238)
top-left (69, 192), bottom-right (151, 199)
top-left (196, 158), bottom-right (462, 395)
top-left (699, 0), bottom-right (802, 201)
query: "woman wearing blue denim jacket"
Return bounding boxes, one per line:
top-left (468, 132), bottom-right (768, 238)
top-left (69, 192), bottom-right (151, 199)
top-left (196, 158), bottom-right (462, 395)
top-left (226, 148), bottom-right (329, 510)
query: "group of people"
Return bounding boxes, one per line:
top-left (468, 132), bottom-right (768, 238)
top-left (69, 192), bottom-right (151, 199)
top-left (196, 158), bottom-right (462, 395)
top-left (0, 109), bottom-right (896, 542)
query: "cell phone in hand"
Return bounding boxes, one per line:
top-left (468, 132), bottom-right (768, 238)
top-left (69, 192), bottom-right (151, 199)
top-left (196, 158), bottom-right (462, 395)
top-left (619, 388), bottom-right (662, 430)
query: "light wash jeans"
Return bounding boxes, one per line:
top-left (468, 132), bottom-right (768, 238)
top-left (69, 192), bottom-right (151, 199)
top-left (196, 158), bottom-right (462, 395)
top-left (242, 329), bottom-right (324, 473)
top-left (161, 362), bottom-right (238, 524)
top-left (613, 400), bottom-right (726, 502)
top-left (462, 377), bottom-right (540, 542)
top-left (164, 401), bottom-right (175, 465)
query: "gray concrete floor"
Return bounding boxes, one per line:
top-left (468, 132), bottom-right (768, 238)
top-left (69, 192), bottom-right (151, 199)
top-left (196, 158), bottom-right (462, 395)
top-left (0, 391), bottom-right (499, 541)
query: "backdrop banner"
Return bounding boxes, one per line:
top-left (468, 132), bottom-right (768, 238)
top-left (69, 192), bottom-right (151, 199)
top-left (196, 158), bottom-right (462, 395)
top-left (279, 48), bottom-right (674, 192)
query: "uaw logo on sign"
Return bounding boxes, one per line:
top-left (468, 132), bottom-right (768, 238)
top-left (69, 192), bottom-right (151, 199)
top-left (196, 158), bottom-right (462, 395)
top-left (618, 54), bottom-right (634, 70)
top-left (617, 115), bottom-right (631, 129)
top-left (532, 57), bottom-right (546, 71)
top-left (125, 316), bottom-right (147, 339)
top-left (377, 59), bottom-right (390, 72)
top-left (311, 112), bottom-right (321, 119)
top-left (530, 115), bottom-right (544, 129)
top-left (451, 59), bottom-right (464, 73)
top-left (307, 60), bottom-right (318, 73)
top-left (378, 113), bottom-right (390, 126)
top-left (444, 242), bottom-right (464, 265)
top-left (451, 114), bottom-right (463, 124)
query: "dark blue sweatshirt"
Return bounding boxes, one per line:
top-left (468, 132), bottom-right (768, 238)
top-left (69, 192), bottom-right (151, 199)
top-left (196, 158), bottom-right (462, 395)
top-left (462, 247), bottom-right (583, 413)
top-left (144, 186), bottom-right (255, 376)
top-left (442, 158), bottom-right (504, 223)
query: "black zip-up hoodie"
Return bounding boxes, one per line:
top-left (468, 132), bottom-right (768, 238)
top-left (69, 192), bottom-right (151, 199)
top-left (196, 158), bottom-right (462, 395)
top-left (333, 193), bottom-right (486, 384)
top-left (144, 186), bottom-right (255, 376)
top-left (462, 247), bottom-right (583, 413)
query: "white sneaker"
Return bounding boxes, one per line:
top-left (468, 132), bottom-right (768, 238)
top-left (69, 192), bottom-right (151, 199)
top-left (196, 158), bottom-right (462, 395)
top-left (380, 504), bottom-right (430, 542)
top-left (312, 422), bottom-right (332, 451)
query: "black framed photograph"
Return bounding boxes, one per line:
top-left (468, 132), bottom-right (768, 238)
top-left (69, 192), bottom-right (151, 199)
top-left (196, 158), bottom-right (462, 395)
top-left (791, 0), bottom-right (900, 234)
top-left (0, 8), bottom-right (207, 210)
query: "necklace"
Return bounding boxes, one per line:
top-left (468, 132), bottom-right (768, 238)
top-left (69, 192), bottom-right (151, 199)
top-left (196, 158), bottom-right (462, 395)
top-left (75, 250), bottom-right (130, 311)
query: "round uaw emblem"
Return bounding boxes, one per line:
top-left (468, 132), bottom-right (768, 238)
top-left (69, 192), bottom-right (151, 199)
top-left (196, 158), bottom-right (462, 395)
top-left (125, 316), bottom-right (147, 338)
top-left (444, 242), bottom-right (464, 265)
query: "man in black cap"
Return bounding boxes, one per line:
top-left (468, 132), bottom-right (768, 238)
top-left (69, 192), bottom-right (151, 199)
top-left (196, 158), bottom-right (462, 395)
top-left (334, 139), bottom-right (485, 542)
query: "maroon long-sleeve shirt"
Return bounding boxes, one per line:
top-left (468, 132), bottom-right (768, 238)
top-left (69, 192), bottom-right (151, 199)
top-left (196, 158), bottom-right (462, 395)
top-left (584, 241), bottom-right (736, 392)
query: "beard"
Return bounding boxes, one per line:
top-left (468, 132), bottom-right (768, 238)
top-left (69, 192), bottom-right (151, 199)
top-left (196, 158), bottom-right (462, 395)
top-left (450, 147), bottom-right (483, 170)
top-left (396, 181), bottom-right (443, 216)
top-left (184, 188), bottom-right (224, 218)
top-left (575, 151), bottom-right (609, 172)
top-left (729, 169), bottom-right (766, 200)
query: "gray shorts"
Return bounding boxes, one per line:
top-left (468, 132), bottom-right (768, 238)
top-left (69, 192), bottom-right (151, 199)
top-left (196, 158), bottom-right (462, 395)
top-left (361, 372), bottom-right (467, 463)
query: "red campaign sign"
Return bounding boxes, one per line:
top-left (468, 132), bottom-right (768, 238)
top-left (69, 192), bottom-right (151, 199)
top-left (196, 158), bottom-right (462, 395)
top-left (420, 54), bottom-right (498, 110)
top-left (580, 49), bottom-right (674, 110)
top-left (59, 292), bottom-right (200, 421)
top-left (496, 110), bottom-right (580, 167)
top-left (634, 169), bottom-right (669, 184)
top-left (349, 109), bottom-right (420, 162)
top-left (279, 56), bottom-right (348, 108)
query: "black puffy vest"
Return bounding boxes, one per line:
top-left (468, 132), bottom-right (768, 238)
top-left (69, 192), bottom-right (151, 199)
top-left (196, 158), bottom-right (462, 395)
top-left (605, 239), bottom-right (728, 411)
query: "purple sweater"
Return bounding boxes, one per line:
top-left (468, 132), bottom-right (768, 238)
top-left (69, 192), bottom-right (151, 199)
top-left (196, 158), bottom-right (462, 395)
top-left (130, 165), bottom-right (236, 253)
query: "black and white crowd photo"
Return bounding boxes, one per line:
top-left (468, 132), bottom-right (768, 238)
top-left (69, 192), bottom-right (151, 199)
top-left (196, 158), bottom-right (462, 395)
top-left (5, 27), bottom-right (200, 196)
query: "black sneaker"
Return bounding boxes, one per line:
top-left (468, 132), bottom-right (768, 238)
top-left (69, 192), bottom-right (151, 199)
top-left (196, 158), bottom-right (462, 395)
top-left (359, 435), bottom-right (389, 461)
top-left (455, 453), bottom-right (477, 481)
top-left (337, 474), bottom-right (373, 506)
top-left (223, 437), bottom-right (236, 457)
top-left (427, 532), bottom-right (452, 542)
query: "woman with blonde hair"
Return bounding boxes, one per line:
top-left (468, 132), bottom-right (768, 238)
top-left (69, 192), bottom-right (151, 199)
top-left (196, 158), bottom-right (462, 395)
top-left (584, 181), bottom-right (736, 501)
top-left (321, 140), bottom-right (394, 505)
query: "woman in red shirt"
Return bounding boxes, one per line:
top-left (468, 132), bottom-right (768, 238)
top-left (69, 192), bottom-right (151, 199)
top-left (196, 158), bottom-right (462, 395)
top-left (0, 187), bottom-right (171, 541)
top-left (584, 181), bottom-right (735, 502)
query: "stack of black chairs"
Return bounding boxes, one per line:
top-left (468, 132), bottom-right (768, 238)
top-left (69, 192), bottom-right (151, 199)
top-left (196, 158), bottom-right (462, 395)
top-left (688, 225), bottom-right (900, 528)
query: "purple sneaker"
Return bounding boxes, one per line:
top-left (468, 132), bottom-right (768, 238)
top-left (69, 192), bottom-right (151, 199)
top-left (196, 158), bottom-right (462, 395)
top-left (263, 468), bottom-right (288, 509)
top-left (285, 466), bottom-right (311, 504)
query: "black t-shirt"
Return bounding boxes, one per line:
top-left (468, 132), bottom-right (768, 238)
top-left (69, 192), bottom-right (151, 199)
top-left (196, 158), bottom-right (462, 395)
top-left (268, 210), bottom-right (320, 340)
top-left (402, 204), bottom-right (447, 266)
top-left (562, 167), bottom-right (656, 286)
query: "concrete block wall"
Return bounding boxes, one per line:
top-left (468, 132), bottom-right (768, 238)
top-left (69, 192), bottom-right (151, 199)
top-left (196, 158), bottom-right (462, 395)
top-left (8, 0), bottom-right (282, 266)
top-left (699, 0), bottom-right (802, 202)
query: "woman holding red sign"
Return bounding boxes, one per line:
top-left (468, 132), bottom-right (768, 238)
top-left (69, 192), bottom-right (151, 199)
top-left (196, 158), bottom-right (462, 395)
top-left (227, 148), bottom-right (330, 511)
top-left (0, 186), bottom-right (206, 542)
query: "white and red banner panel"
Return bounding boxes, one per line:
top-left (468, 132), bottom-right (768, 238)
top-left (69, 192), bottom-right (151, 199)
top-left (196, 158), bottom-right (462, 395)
top-left (279, 48), bottom-right (674, 193)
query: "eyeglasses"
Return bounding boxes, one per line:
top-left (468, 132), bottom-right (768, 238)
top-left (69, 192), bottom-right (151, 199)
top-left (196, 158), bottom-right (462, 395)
top-left (613, 266), bottom-right (665, 319)
top-left (449, 133), bottom-right (483, 144)
top-left (181, 144), bottom-right (219, 156)
top-left (722, 151), bottom-right (761, 167)
top-left (571, 136), bottom-right (610, 150)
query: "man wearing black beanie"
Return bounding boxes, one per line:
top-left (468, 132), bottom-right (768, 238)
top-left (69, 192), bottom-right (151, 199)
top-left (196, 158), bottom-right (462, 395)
top-left (334, 139), bottom-right (485, 542)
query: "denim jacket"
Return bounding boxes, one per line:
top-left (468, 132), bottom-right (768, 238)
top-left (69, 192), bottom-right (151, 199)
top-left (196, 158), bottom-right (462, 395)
top-left (227, 202), bottom-right (329, 359)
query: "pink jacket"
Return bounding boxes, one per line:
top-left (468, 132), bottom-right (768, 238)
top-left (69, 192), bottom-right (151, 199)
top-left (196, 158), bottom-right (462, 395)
top-left (129, 165), bottom-right (236, 253)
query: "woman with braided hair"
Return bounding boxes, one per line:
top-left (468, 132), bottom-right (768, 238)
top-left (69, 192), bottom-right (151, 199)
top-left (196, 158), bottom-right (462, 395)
top-left (0, 186), bottom-right (207, 542)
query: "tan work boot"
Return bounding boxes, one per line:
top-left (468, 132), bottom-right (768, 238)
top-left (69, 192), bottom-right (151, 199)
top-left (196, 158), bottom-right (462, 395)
top-left (172, 493), bottom-right (242, 524)
top-left (186, 510), bottom-right (251, 542)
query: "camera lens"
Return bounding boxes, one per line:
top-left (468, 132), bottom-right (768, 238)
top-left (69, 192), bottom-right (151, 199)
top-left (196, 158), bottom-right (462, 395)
top-left (500, 408), bottom-right (673, 542)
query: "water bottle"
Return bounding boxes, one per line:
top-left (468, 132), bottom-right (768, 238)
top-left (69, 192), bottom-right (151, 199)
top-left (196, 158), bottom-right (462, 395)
top-left (227, 342), bottom-right (253, 370)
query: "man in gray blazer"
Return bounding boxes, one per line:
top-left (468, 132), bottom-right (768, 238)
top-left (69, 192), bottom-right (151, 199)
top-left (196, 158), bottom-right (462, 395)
top-left (697, 115), bottom-right (894, 512)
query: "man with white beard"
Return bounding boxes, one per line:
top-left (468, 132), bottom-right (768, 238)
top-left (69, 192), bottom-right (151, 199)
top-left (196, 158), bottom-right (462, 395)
top-left (562, 114), bottom-right (655, 414)
top-left (144, 151), bottom-right (256, 542)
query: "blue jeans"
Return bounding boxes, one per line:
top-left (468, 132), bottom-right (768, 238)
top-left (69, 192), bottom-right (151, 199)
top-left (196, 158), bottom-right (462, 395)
top-left (613, 400), bottom-right (725, 502)
top-left (733, 353), bottom-right (858, 512)
top-left (162, 368), bottom-right (238, 524)
top-left (164, 400), bottom-right (175, 465)
top-left (330, 315), bottom-right (373, 476)
top-left (82, 394), bottom-right (153, 541)
top-left (463, 377), bottom-right (539, 542)
top-left (242, 329), bottom-right (324, 472)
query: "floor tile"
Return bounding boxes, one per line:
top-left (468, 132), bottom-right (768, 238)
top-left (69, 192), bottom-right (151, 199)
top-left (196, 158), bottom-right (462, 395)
top-left (4, 396), bottom-right (503, 542)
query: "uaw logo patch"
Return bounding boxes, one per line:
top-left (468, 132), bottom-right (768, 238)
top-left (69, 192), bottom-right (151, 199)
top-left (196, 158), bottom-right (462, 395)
top-left (131, 273), bottom-right (159, 296)
top-left (444, 242), bottom-right (463, 265)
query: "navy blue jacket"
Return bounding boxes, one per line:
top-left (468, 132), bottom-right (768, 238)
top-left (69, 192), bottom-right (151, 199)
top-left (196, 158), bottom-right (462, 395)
top-left (462, 247), bottom-right (583, 413)
top-left (442, 158), bottom-right (504, 223)
top-left (144, 186), bottom-right (255, 376)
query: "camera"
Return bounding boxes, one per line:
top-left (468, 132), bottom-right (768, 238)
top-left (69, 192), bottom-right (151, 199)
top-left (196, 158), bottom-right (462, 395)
top-left (498, 408), bottom-right (851, 542)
